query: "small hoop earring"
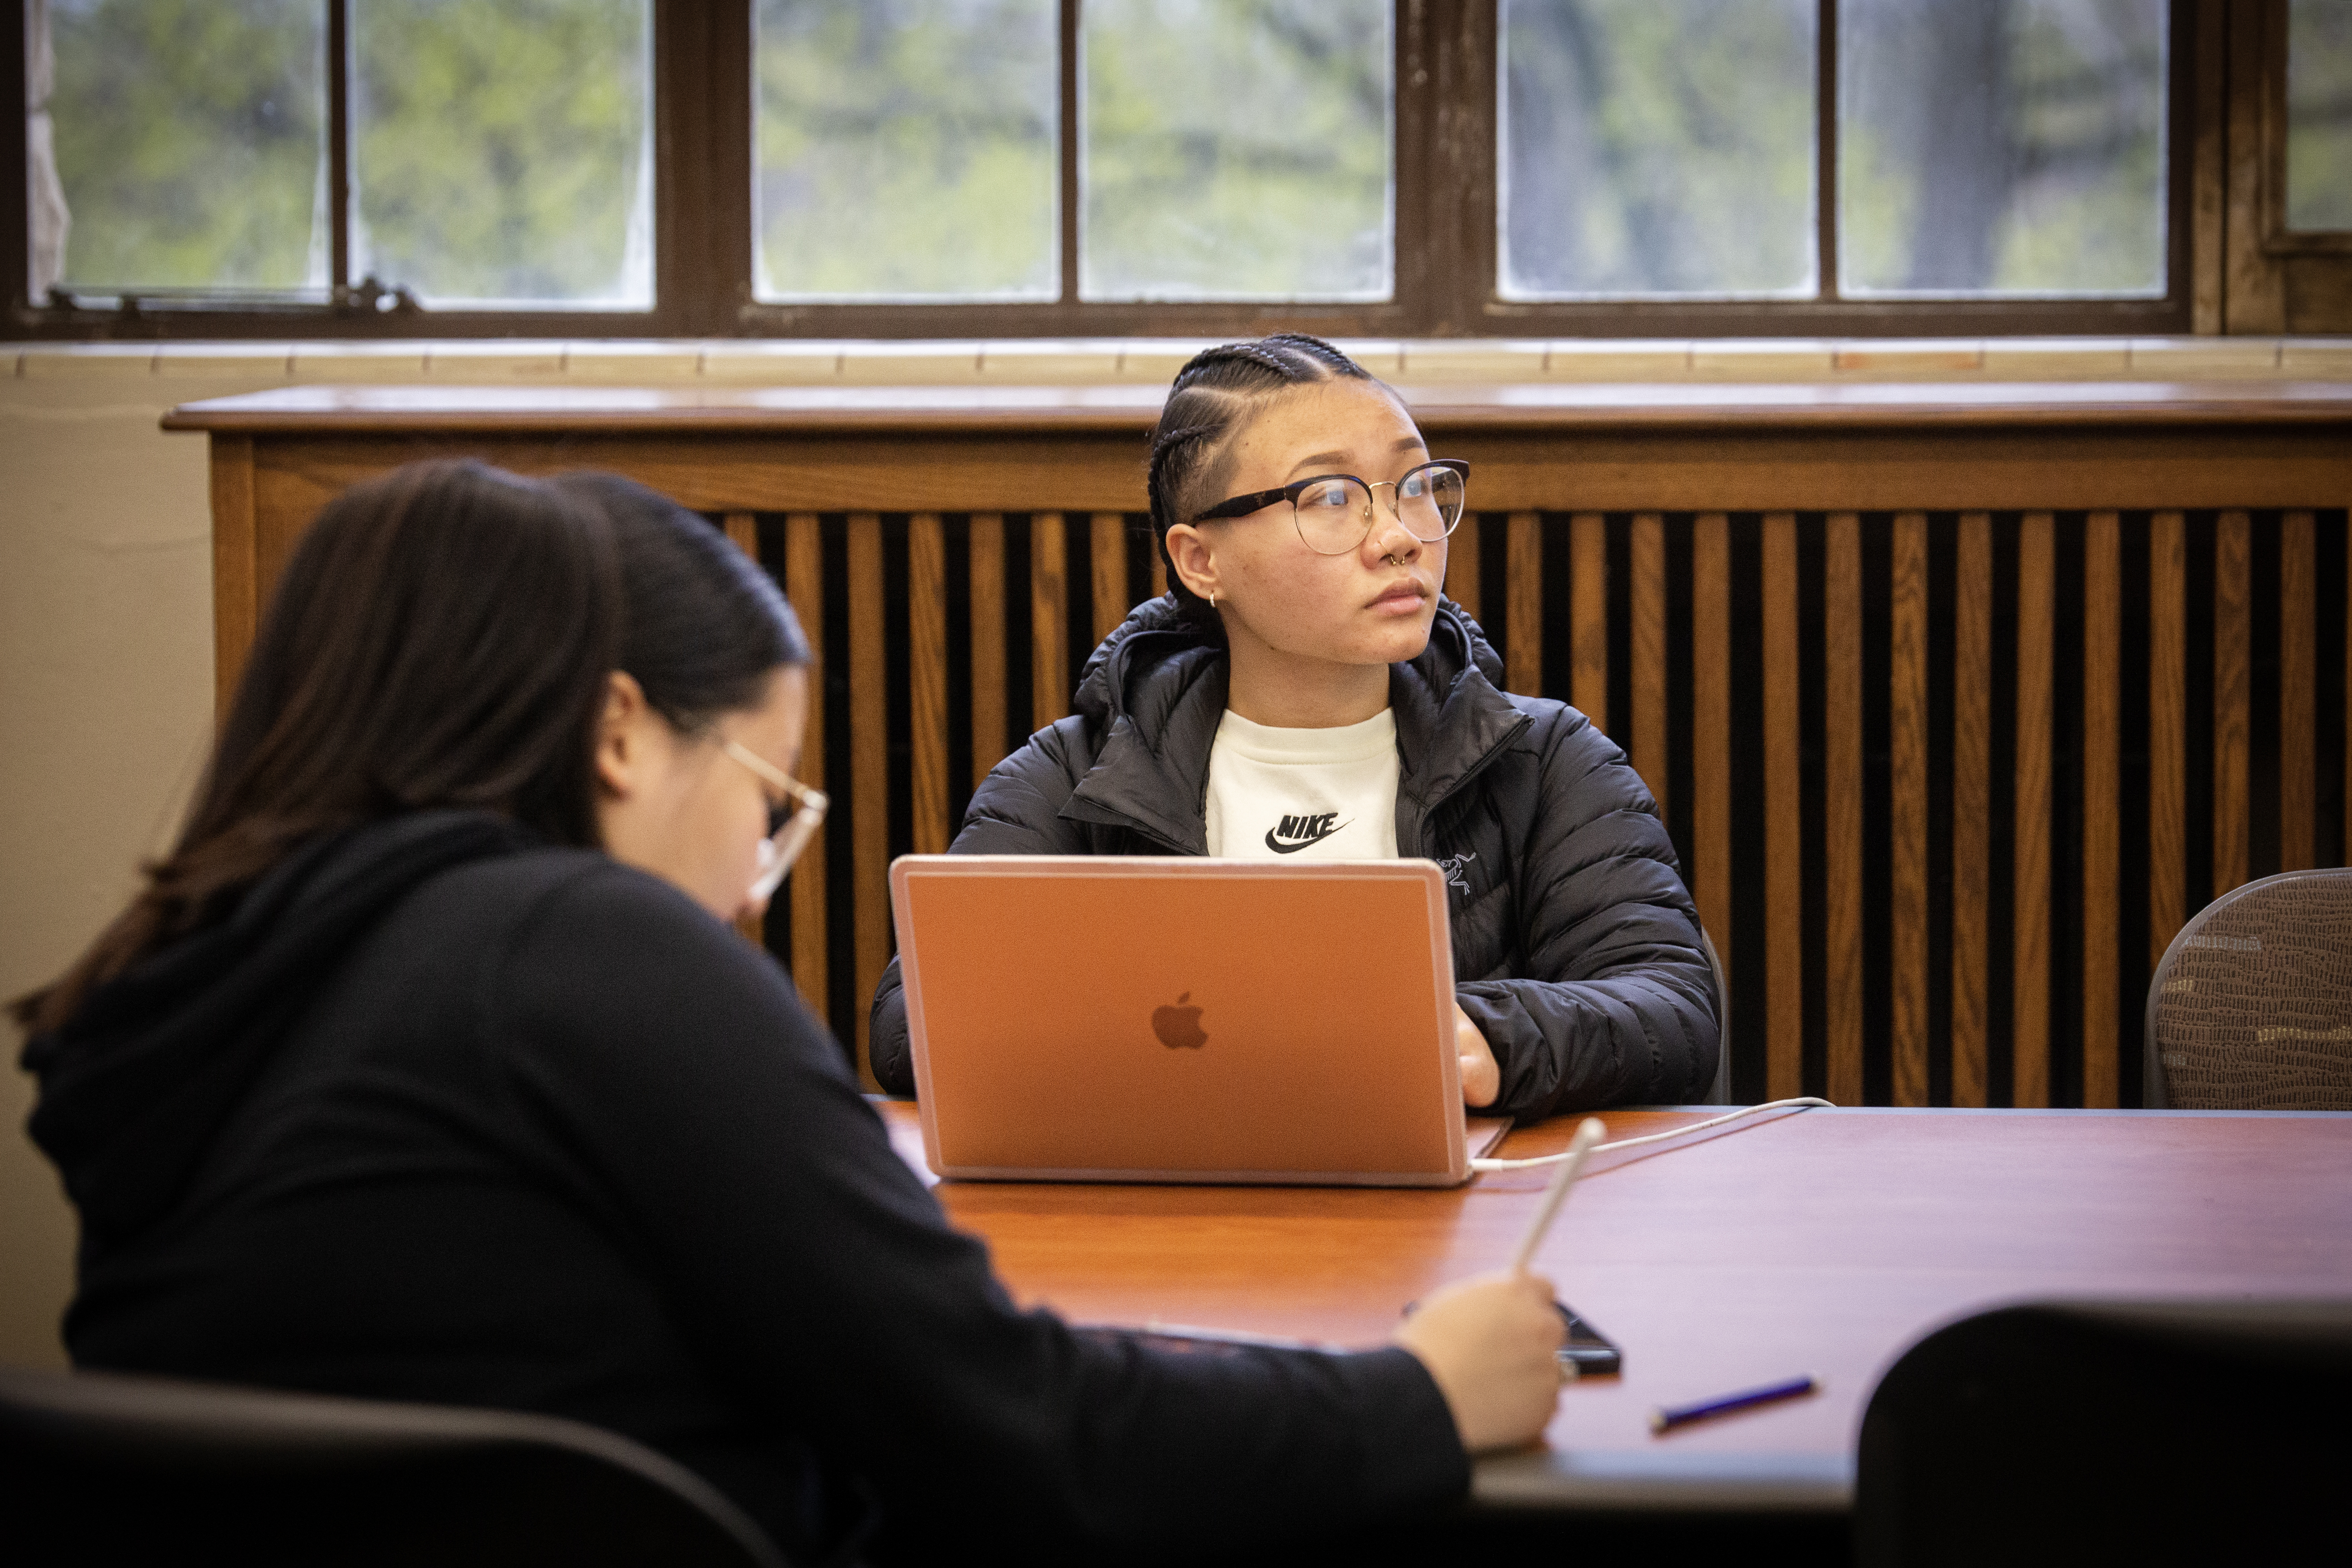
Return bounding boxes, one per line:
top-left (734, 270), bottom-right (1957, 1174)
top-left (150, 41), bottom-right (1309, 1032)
top-left (1209, 590), bottom-right (1217, 608)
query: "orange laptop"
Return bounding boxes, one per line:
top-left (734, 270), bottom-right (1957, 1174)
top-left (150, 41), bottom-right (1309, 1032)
top-left (887, 855), bottom-right (1509, 1186)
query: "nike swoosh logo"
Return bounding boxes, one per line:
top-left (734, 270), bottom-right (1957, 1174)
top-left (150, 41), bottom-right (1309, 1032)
top-left (1265, 820), bottom-right (1349, 854)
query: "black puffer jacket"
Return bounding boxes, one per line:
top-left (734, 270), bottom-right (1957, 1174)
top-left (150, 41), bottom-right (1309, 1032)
top-left (871, 597), bottom-right (1718, 1120)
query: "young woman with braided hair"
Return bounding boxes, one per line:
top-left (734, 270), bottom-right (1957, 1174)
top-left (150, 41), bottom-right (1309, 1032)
top-left (871, 333), bottom-right (1718, 1117)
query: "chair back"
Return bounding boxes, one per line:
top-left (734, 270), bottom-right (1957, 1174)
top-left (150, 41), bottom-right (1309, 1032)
top-left (2144, 867), bottom-right (2352, 1108)
top-left (1855, 1299), bottom-right (2352, 1567)
top-left (1700, 926), bottom-right (1732, 1104)
top-left (0, 1367), bottom-right (791, 1568)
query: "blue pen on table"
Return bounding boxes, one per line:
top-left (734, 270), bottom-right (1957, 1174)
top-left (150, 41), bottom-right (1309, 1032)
top-left (1649, 1375), bottom-right (1820, 1433)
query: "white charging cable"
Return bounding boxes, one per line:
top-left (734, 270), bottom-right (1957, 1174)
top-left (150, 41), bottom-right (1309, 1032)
top-left (1468, 1097), bottom-right (1835, 1172)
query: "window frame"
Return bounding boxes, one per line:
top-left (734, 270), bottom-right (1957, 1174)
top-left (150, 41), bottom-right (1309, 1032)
top-left (2, 0), bottom-right (2208, 342)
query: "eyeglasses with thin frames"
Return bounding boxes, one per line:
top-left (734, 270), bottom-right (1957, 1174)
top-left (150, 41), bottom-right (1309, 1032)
top-left (723, 740), bottom-right (829, 903)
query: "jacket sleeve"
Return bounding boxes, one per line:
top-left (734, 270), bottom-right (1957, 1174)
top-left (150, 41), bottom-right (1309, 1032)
top-left (869, 719), bottom-right (1099, 1095)
top-left (1455, 713), bottom-right (1721, 1119)
top-left (503, 866), bottom-right (1466, 1560)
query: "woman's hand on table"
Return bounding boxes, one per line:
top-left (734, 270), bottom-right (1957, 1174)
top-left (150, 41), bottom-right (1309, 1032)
top-left (1393, 1269), bottom-right (1566, 1453)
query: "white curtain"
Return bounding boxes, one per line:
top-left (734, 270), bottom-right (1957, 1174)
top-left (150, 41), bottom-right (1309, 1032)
top-left (25, 0), bottom-right (70, 301)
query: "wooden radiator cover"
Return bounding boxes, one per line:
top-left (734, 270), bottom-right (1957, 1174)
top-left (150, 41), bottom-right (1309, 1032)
top-left (166, 382), bottom-right (2352, 1104)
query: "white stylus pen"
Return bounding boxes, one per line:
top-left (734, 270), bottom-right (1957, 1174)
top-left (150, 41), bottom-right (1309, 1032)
top-left (1511, 1117), bottom-right (1606, 1274)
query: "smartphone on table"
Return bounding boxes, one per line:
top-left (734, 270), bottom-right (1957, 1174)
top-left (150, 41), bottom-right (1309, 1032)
top-left (1557, 1301), bottom-right (1622, 1376)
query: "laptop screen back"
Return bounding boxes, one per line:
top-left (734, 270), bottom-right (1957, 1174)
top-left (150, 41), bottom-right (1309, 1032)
top-left (890, 856), bottom-right (1466, 1184)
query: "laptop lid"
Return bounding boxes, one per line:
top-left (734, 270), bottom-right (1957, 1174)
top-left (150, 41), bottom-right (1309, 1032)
top-left (889, 855), bottom-right (1477, 1186)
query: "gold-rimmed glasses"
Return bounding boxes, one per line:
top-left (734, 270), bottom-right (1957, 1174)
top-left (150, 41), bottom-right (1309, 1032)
top-left (723, 740), bottom-right (829, 902)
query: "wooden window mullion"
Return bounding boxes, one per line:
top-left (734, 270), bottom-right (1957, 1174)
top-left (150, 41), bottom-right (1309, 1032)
top-left (327, 0), bottom-right (350, 298)
top-left (1057, 0), bottom-right (1079, 307)
top-left (654, 0), bottom-right (752, 339)
top-left (1816, 0), bottom-right (1839, 305)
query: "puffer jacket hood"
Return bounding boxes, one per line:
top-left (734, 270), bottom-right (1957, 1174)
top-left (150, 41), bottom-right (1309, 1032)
top-left (872, 596), bottom-right (1720, 1119)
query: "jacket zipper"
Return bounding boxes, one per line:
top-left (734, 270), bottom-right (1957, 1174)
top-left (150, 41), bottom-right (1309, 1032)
top-left (1406, 713), bottom-right (1531, 854)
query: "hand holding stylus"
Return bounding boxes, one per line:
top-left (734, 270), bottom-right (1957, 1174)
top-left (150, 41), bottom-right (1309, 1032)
top-left (1396, 1117), bottom-right (1605, 1452)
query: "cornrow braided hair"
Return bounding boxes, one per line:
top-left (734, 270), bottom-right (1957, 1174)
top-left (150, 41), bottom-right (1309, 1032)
top-left (1144, 333), bottom-right (1379, 637)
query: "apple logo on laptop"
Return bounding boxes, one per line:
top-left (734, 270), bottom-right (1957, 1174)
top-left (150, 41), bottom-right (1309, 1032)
top-left (1152, 992), bottom-right (1207, 1050)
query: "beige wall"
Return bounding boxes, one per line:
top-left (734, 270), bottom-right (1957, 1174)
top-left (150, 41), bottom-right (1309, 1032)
top-left (0, 367), bottom-right (253, 1367)
top-left (2, 333), bottom-right (2341, 1371)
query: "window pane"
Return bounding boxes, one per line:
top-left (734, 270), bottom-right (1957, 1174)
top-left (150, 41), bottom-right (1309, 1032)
top-left (2288, 0), bottom-right (2352, 232)
top-left (1499, 0), bottom-right (1816, 299)
top-left (1082, 0), bottom-right (1392, 303)
top-left (755, 0), bottom-right (1056, 302)
top-left (352, 0), bottom-right (652, 308)
top-left (43, 0), bottom-right (325, 295)
top-left (1840, 0), bottom-right (2166, 297)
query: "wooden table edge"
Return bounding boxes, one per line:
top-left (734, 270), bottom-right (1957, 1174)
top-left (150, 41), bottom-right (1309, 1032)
top-left (1472, 1447), bottom-right (1855, 1515)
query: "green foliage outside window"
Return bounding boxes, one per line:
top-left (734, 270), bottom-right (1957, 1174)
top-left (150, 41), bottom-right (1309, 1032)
top-left (2287, 0), bottom-right (2352, 232)
top-left (1839, 0), bottom-right (2165, 298)
top-left (1081, 0), bottom-right (1391, 302)
top-left (754, 0), bottom-right (1057, 302)
top-left (352, 0), bottom-right (650, 306)
top-left (1502, 0), bottom-right (1817, 298)
top-left (49, 0), bottom-right (324, 295)
top-left (35, 0), bottom-right (2208, 315)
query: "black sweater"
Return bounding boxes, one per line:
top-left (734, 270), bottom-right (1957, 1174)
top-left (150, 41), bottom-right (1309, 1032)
top-left (872, 597), bottom-right (1719, 1119)
top-left (25, 815), bottom-right (1465, 1564)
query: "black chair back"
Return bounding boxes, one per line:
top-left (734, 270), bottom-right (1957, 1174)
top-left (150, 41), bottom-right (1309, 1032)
top-left (1855, 1300), bottom-right (2352, 1567)
top-left (0, 1367), bottom-right (791, 1568)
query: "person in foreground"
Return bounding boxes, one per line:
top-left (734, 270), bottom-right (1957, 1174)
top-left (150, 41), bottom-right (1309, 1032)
top-left (15, 460), bottom-right (1566, 1564)
top-left (871, 334), bottom-right (1717, 1117)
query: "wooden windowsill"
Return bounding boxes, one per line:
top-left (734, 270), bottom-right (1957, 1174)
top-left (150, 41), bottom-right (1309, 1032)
top-left (13, 333), bottom-right (2352, 390)
top-left (161, 378), bottom-right (2352, 437)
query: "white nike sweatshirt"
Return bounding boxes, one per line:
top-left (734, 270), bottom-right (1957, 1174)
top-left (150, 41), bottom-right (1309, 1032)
top-left (1202, 708), bottom-right (1401, 860)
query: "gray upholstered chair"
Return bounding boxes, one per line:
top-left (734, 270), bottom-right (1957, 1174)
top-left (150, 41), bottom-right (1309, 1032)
top-left (0, 1366), bottom-right (790, 1567)
top-left (1700, 926), bottom-right (1733, 1105)
top-left (2145, 867), bottom-right (2352, 1109)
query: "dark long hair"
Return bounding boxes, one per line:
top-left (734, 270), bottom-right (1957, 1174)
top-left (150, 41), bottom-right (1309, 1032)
top-left (1144, 333), bottom-right (1382, 637)
top-left (15, 460), bottom-right (806, 1035)
top-left (552, 473), bottom-right (809, 731)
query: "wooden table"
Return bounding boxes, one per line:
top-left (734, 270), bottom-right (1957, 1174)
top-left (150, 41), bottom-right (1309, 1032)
top-left (878, 1101), bottom-right (2352, 1514)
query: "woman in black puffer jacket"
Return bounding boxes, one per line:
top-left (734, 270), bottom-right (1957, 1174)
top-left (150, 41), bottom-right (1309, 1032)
top-left (871, 335), bottom-right (1717, 1121)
